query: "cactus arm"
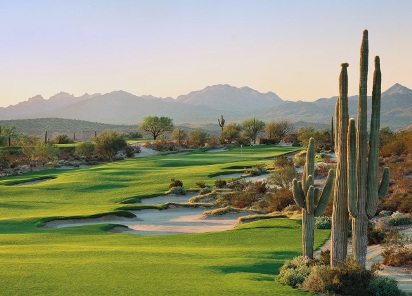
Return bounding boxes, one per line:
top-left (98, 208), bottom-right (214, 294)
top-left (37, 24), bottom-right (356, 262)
top-left (348, 118), bottom-right (358, 218)
top-left (314, 187), bottom-right (320, 206)
top-left (366, 56), bottom-right (383, 217)
top-left (378, 167), bottom-right (390, 199)
top-left (315, 169), bottom-right (335, 217)
top-left (307, 138), bottom-right (315, 177)
top-left (304, 175), bottom-right (314, 194)
top-left (306, 186), bottom-right (315, 215)
top-left (292, 179), bottom-right (305, 208)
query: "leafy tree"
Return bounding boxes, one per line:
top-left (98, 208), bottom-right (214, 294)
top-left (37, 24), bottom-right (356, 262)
top-left (139, 116), bottom-right (174, 140)
top-left (265, 120), bottom-right (293, 142)
top-left (297, 126), bottom-right (329, 151)
top-left (221, 122), bottom-right (241, 143)
top-left (53, 134), bottom-right (73, 144)
top-left (75, 142), bottom-right (95, 161)
top-left (241, 117), bottom-right (265, 144)
top-left (27, 142), bottom-right (59, 166)
top-left (93, 130), bottom-right (127, 160)
top-left (172, 129), bottom-right (188, 146)
top-left (188, 129), bottom-right (210, 147)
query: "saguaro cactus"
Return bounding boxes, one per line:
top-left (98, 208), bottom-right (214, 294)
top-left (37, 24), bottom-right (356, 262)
top-left (331, 63), bottom-right (350, 266)
top-left (218, 115), bottom-right (225, 134)
top-left (44, 131), bottom-right (48, 144)
top-left (292, 138), bottom-right (335, 258)
top-left (347, 33), bottom-right (390, 266)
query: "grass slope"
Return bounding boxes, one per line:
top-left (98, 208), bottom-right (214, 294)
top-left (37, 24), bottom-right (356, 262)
top-left (0, 145), bottom-right (328, 295)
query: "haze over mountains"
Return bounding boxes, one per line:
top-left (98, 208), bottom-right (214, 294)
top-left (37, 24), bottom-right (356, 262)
top-left (0, 83), bottom-right (411, 129)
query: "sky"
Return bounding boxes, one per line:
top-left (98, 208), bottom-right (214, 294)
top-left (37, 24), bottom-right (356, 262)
top-left (1, 0), bottom-right (412, 107)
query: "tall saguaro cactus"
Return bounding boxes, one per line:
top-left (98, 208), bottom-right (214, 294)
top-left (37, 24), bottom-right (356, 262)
top-left (347, 33), bottom-right (390, 266)
top-left (292, 138), bottom-right (335, 258)
top-left (218, 115), bottom-right (225, 135)
top-left (331, 63), bottom-right (350, 266)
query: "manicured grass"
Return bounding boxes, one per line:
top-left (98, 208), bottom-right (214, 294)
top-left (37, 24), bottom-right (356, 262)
top-left (0, 145), bottom-right (330, 295)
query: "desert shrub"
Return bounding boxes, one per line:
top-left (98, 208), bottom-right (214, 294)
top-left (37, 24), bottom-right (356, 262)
top-left (368, 227), bottom-right (386, 245)
top-left (315, 163), bottom-right (333, 177)
top-left (388, 216), bottom-right (412, 227)
top-left (169, 178), bottom-right (183, 188)
top-left (225, 191), bottom-right (258, 208)
top-left (302, 258), bottom-right (373, 296)
top-left (145, 140), bottom-right (175, 151)
top-left (53, 134), bottom-right (74, 144)
top-left (93, 130), bottom-right (127, 160)
top-left (259, 138), bottom-right (279, 145)
top-left (200, 187), bottom-right (212, 195)
top-left (398, 194), bottom-right (412, 214)
top-left (123, 131), bottom-right (143, 139)
top-left (195, 181), bottom-right (207, 188)
top-left (323, 154), bottom-right (331, 163)
top-left (276, 256), bottom-right (313, 287)
top-left (267, 166), bottom-right (296, 189)
top-left (251, 181), bottom-right (268, 194)
top-left (245, 165), bottom-right (267, 176)
top-left (124, 145), bottom-right (135, 157)
top-left (315, 216), bottom-right (332, 229)
top-left (273, 156), bottom-right (294, 168)
top-left (264, 188), bottom-right (294, 212)
top-left (369, 275), bottom-right (404, 296)
top-left (214, 179), bottom-right (227, 188)
top-left (319, 249), bottom-right (330, 265)
top-left (165, 186), bottom-right (186, 195)
top-left (382, 230), bottom-right (412, 267)
top-left (75, 142), bottom-right (95, 161)
top-left (293, 157), bottom-right (305, 167)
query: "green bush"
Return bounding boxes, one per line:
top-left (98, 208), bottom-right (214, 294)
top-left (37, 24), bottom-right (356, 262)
top-left (195, 181), bottom-right (207, 188)
top-left (200, 187), bottom-right (212, 195)
top-left (369, 275), bottom-right (404, 296)
top-left (276, 256), bottom-right (312, 287)
top-left (368, 224), bottom-right (386, 245)
top-left (302, 258), bottom-right (373, 296)
top-left (165, 186), bottom-right (186, 195)
top-left (315, 216), bottom-right (332, 229)
top-left (388, 216), bottom-right (412, 226)
top-left (214, 179), bottom-right (227, 188)
top-left (169, 178), bottom-right (183, 188)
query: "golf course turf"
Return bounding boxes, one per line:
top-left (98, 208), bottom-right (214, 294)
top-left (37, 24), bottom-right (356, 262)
top-left (0, 146), bottom-right (329, 295)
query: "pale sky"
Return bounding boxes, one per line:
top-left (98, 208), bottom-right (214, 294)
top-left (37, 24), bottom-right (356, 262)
top-left (1, 0), bottom-right (412, 107)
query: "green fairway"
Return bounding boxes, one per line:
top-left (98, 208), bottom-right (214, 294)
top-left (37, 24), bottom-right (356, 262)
top-left (0, 145), bottom-right (328, 295)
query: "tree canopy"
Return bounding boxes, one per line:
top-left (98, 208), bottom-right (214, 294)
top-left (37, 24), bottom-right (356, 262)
top-left (139, 116), bottom-right (174, 140)
top-left (241, 117), bottom-right (265, 144)
top-left (93, 130), bottom-right (127, 160)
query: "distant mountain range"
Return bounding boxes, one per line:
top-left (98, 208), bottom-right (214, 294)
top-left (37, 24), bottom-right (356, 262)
top-left (0, 83), bottom-right (411, 129)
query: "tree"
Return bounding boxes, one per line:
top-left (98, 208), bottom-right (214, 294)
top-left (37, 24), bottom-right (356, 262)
top-left (221, 122), bottom-right (241, 143)
top-left (265, 120), bottom-right (293, 143)
top-left (297, 126), bottom-right (329, 151)
top-left (241, 117), bottom-right (265, 144)
top-left (0, 125), bottom-right (16, 146)
top-left (188, 129), bottom-right (209, 147)
top-left (75, 142), bottom-right (95, 161)
top-left (29, 142), bottom-right (60, 166)
top-left (53, 134), bottom-right (73, 144)
top-left (172, 129), bottom-right (187, 146)
top-left (139, 116), bottom-right (174, 140)
top-left (93, 130), bottom-right (127, 160)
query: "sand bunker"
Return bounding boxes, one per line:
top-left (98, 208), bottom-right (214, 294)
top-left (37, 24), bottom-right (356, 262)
top-left (206, 148), bottom-right (227, 153)
top-left (140, 192), bottom-right (199, 204)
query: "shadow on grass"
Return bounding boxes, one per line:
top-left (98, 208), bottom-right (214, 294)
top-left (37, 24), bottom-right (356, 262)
top-left (211, 251), bottom-right (299, 280)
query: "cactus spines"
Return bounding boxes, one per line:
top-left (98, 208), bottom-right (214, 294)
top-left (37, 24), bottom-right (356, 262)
top-left (218, 115), bottom-right (225, 134)
top-left (292, 138), bottom-right (335, 258)
top-left (331, 62), bottom-right (350, 266)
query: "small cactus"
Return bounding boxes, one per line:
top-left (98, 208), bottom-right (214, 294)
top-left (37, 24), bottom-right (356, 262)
top-left (292, 138), bottom-right (335, 258)
top-left (218, 115), bottom-right (225, 134)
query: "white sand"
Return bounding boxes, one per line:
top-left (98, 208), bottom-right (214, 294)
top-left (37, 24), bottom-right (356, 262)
top-left (206, 148), bottom-right (227, 153)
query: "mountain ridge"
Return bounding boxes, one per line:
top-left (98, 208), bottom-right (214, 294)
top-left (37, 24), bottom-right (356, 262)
top-left (0, 83), bottom-right (411, 128)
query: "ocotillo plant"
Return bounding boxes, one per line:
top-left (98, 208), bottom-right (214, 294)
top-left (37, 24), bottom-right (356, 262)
top-left (218, 115), bottom-right (225, 134)
top-left (347, 32), bottom-right (390, 266)
top-left (292, 138), bottom-right (335, 258)
top-left (331, 63), bottom-right (350, 266)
